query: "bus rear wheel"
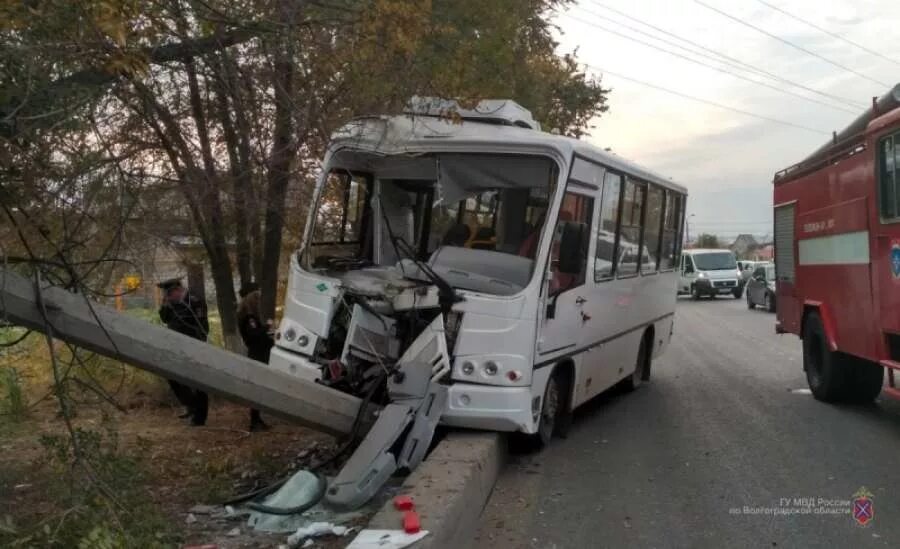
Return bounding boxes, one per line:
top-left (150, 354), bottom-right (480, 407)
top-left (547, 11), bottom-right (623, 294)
top-left (803, 311), bottom-right (847, 402)
top-left (623, 331), bottom-right (652, 391)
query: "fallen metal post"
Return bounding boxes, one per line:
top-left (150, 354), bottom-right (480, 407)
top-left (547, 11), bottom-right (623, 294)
top-left (0, 268), bottom-right (374, 436)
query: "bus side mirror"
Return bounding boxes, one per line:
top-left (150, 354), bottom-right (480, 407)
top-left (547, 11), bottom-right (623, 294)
top-left (558, 221), bottom-right (588, 275)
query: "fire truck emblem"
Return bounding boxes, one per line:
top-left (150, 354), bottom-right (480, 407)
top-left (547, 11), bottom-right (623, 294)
top-left (852, 487), bottom-right (874, 527)
top-left (891, 241), bottom-right (900, 279)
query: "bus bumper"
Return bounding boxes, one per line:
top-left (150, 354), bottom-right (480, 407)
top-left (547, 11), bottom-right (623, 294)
top-left (268, 345), bottom-right (322, 382)
top-left (441, 383), bottom-right (536, 434)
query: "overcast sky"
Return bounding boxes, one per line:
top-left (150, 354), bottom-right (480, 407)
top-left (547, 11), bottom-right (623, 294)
top-left (553, 0), bottom-right (900, 241)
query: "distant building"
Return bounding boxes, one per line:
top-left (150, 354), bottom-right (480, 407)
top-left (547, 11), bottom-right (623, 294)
top-left (730, 234), bottom-right (759, 257)
top-left (753, 244), bottom-right (774, 261)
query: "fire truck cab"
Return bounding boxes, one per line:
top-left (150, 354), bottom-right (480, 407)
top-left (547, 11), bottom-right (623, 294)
top-left (773, 83), bottom-right (900, 403)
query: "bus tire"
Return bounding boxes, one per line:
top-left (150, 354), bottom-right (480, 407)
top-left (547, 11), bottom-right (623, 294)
top-left (846, 357), bottom-right (883, 404)
top-left (623, 331), bottom-right (652, 391)
top-left (524, 369), bottom-right (563, 449)
top-left (803, 311), bottom-right (848, 402)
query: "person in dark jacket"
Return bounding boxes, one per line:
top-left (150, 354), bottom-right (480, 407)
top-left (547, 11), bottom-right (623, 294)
top-left (237, 282), bottom-right (272, 432)
top-left (157, 278), bottom-right (209, 426)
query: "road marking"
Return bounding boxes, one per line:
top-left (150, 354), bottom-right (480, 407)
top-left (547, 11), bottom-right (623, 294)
top-left (788, 388), bottom-right (812, 394)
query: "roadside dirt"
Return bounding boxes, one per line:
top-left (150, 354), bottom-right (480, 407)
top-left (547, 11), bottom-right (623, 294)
top-left (0, 387), bottom-right (368, 548)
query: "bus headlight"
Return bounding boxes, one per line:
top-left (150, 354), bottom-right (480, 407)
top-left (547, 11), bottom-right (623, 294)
top-left (296, 335), bottom-right (309, 348)
top-left (483, 361), bottom-right (499, 376)
top-left (461, 361), bottom-right (475, 375)
top-left (283, 328), bottom-right (297, 342)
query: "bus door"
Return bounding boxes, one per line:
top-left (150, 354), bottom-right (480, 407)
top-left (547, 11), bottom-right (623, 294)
top-left (537, 188), bottom-right (596, 370)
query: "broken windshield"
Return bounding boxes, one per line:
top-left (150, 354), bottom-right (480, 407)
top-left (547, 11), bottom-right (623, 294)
top-left (304, 152), bottom-right (558, 295)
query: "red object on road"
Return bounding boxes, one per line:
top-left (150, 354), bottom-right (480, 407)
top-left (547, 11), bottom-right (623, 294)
top-left (773, 83), bottom-right (900, 403)
top-left (403, 510), bottom-right (421, 533)
top-left (394, 495), bottom-right (415, 511)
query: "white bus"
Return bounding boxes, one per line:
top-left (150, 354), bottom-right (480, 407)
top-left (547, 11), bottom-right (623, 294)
top-left (271, 99), bottom-right (687, 446)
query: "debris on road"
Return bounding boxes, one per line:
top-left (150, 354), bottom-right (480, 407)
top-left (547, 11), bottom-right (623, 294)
top-left (346, 529), bottom-right (429, 549)
top-left (285, 522), bottom-right (353, 547)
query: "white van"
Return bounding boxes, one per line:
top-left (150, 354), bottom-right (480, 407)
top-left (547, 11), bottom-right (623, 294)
top-left (679, 249), bottom-right (742, 299)
top-left (270, 98), bottom-right (688, 446)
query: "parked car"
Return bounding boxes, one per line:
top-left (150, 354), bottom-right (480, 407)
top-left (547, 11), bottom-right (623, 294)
top-left (737, 260), bottom-right (758, 290)
top-left (679, 249), bottom-right (742, 299)
top-left (746, 263), bottom-right (776, 312)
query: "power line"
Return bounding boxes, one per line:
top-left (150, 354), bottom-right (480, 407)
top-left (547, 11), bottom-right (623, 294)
top-left (583, 1), bottom-right (868, 109)
top-left (693, 0), bottom-right (892, 88)
top-left (583, 64), bottom-right (831, 135)
top-left (565, 6), bottom-right (859, 114)
top-left (752, 0), bottom-right (900, 67)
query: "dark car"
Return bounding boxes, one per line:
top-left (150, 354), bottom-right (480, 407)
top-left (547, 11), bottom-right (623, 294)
top-left (746, 263), bottom-right (776, 312)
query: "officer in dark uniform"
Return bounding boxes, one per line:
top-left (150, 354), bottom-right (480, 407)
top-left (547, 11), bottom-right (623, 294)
top-left (157, 278), bottom-right (209, 426)
top-left (237, 282), bottom-right (271, 432)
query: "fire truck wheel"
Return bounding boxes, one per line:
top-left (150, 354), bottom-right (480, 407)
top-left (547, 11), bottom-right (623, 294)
top-left (803, 311), bottom-right (848, 402)
top-left (845, 358), bottom-right (884, 403)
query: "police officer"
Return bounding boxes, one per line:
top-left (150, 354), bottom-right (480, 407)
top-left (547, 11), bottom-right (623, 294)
top-left (157, 278), bottom-right (209, 426)
top-left (237, 282), bottom-right (271, 432)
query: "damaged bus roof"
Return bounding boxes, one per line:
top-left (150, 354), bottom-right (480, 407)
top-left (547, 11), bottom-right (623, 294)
top-left (329, 114), bottom-right (687, 194)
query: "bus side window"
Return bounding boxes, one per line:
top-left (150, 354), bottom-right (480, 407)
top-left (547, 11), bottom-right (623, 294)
top-left (617, 177), bottom-right (646, 277)
top-left (642, 185), bottom-right (664, 273)
top-left (595, 171), bottom-right (622, 280)
top-left (661, 191), bottom-right (683, 270)
top-left (550, 192), bottom-right (594, 294)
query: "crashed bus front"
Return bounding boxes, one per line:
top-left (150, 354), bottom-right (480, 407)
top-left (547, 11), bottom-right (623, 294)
top-left (271, 102), bottom-right (564, 436)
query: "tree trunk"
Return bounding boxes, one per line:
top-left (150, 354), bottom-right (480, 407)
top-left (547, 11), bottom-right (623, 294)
top-left (211, 53), bottom-right (252, 287)
top-left (259, 34), bottom-right (296, 321)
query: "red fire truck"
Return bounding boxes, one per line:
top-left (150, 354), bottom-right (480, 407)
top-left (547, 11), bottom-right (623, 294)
top-left (773, 84), bottom-right (900, 403)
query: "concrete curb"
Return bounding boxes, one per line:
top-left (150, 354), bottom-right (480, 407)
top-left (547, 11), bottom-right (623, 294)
top-left (367, 431), bottom-right (506, 548)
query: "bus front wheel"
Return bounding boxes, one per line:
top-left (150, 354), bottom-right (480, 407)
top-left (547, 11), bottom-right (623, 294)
top-left (529, 371), bottom-right (563, 449)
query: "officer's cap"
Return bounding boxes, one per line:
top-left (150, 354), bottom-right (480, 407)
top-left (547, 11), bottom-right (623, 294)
top-left (157, 278), bottom-right (183, 291)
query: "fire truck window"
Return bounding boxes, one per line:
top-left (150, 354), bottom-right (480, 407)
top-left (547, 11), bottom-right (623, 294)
top-left (618, 178), bottom-right (646, 277)
top-left (642, 185), bottom-right (664, 273)
top-left (595, 171), bottom-right (622, 281)
top-left (880, 134), bottom-right (899, 219)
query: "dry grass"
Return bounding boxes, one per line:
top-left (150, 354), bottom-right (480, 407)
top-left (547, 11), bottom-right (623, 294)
top-left (0, 310), bottom-right (334, 547)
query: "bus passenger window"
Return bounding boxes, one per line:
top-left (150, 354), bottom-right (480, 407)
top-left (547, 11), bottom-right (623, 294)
top-left (642, 186), bottom-right (664, 273)
top-left (618, 178), bottom-right (645, 277)
top-left (550, 192), bottom-right (594, 294)
top-left (660, 191), bottom-right (684, 270)
top-left (595, 171), bottom-right (622, 280)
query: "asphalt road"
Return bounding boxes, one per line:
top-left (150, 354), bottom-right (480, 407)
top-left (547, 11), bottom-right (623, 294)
top-left (474, 296), bottom-right (900, 549)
